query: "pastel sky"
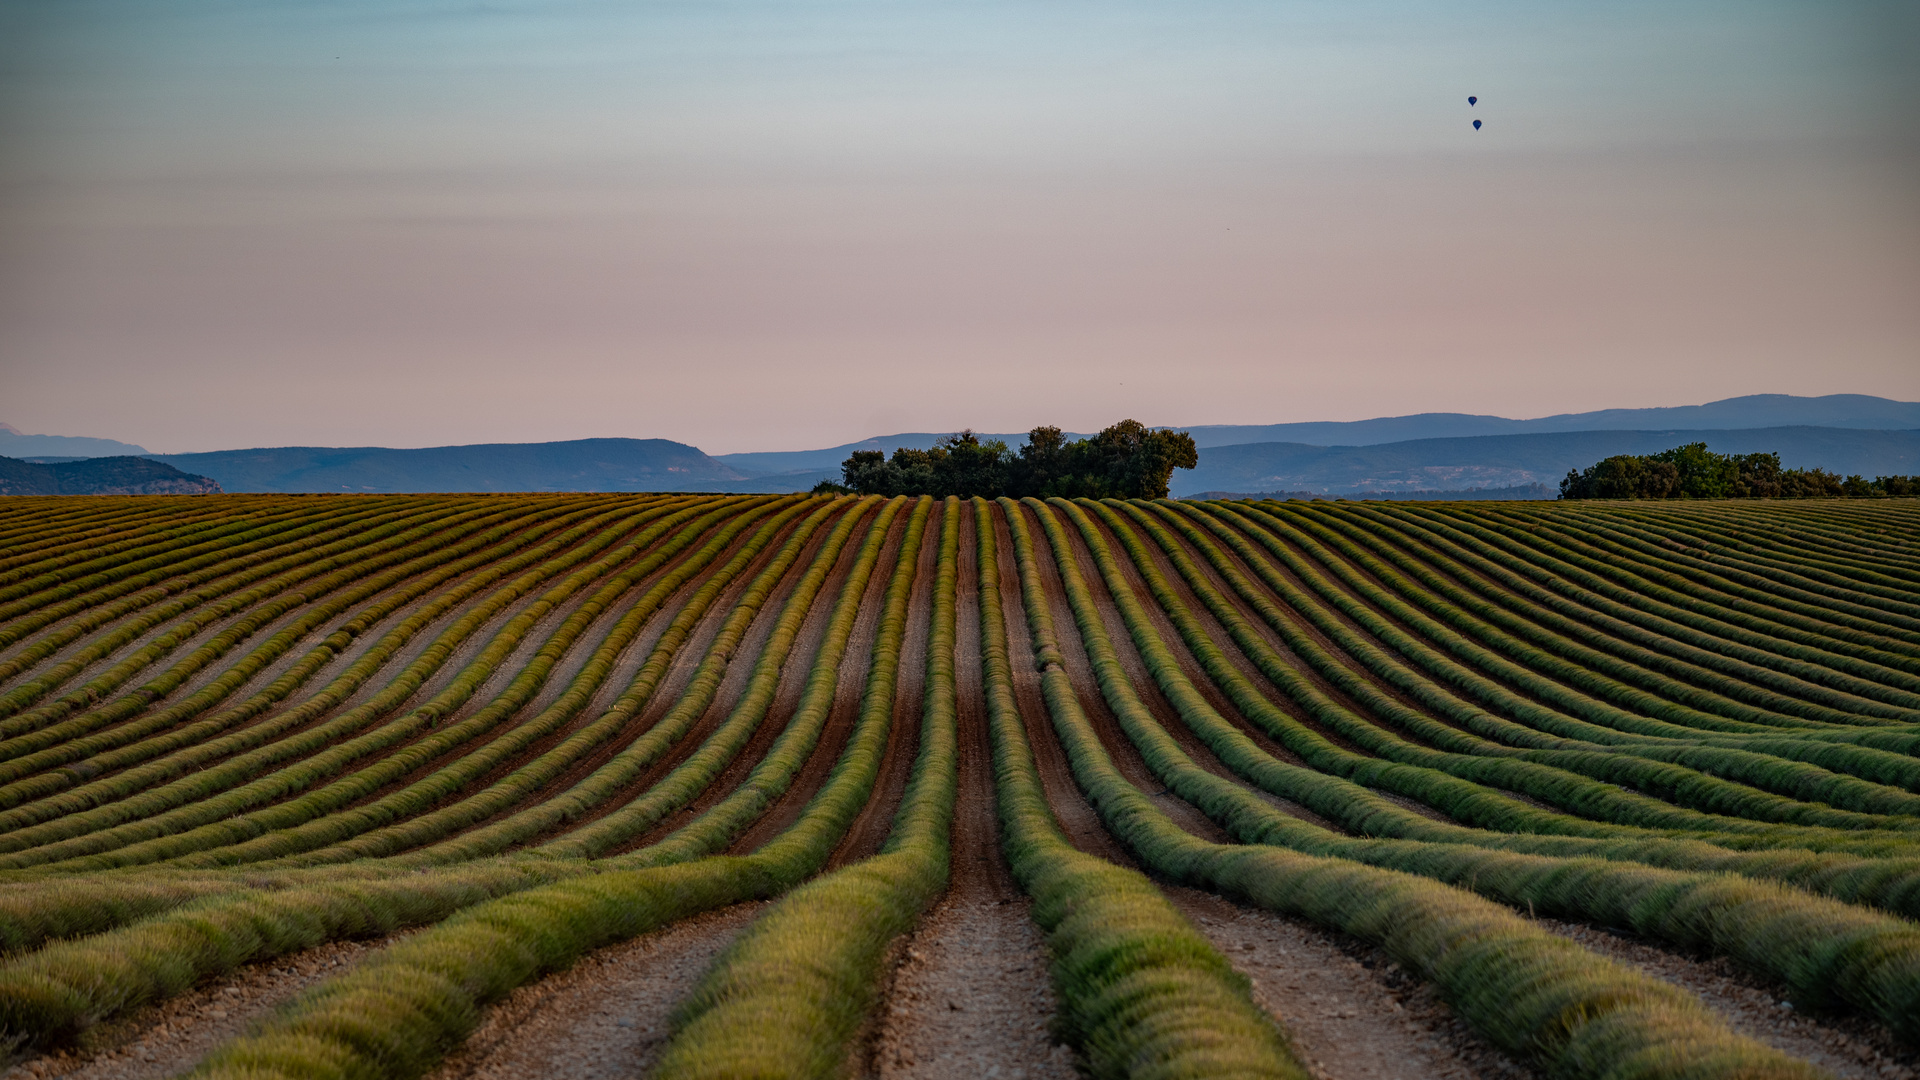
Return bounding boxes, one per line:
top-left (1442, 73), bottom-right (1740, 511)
top-left (1, 1), bottom-right (1915, 454)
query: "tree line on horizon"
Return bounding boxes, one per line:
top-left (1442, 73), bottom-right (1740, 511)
top-left (1560, 443), bottom-right (1919, 499)
top-left (817, 420), bottom-right (1199, 499)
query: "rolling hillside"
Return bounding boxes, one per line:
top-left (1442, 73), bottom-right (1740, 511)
top-left (1172, 425), bottom-right (1920, 497)
top-left (1, 494), bottom-right (1915, 1079)
top-left (150, 438), bottom-right (748, 493)
top-left (0, 455), bottom-right (221, 495)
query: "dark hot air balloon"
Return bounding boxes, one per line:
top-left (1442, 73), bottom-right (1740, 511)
top-left (1472, 119), bottom-right (1482, 130)
top-left (1468, 95), bottom-right (1477, 105)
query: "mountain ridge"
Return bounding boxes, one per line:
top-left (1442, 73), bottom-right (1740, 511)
top-left (1171, 425), bottom-right (1920, 497)
top-left (0, 455), bottom-right (221, 496)
top-left (149, 439), bottom-right (745, 494)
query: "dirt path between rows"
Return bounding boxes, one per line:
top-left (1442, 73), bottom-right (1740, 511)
top-left (1539, 918), bottom-right (1915, 1080)
top-left (871, 503), bottom-right (1076, 1080)
top-left (985, 502), bottom-right (1540, 1080)
top-left (1167, 887), bottom-right (1534, 1080)
top-left (2, 937), bottom-right (391, 1080)
top-left (426, 902), bottom-right (769, 1080)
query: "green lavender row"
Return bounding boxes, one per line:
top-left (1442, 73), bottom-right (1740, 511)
top-left (1407, 505), bottom-right (1920, 706)
top-left (979, 498), bottom-right (1308, 1080)
top-left (254, 497), bottom-right (816, 868)
top-left (653, 496), bottom-right (956, 1079)
top-left (0, 497), bottom-right (501, 721)
top-left (0, 497), bottom-right (883, 1041)
top-left (0, 499), bottom-right (692, 869)
top-left (14, 498), bottom-right (741, 873)
top-left (1031, 499), bottom-right (1920, 1044)
top-left (0, 499), bottom-right (415, 683)
top-left (0, 500), bottom-right (623, 822)
top-left (177, 507), bottom-right (935, 1080)
top-left (0, 499), bottom-right (551, 773)
top-left (1161, 501), bottom-right (1906, 851)
top-left (1003, 497), bottom-right (1826, 1080)
top-left (1259, 504), bottom-right (1920, 808)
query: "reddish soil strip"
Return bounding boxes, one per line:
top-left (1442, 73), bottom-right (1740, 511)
top-left (1166, 887), bottom-right (1536, 1080)
top-left (988, 504), bottom-right (1132, 866)
top-left (1, 938), bottom-right (388, 1080)
top-left (425, 902), bottom-right (769, 1080)
top-left (726, 500), bottom-right (913, 858)
top-left (1009, 503), bottom-right (1229, 845)
top-left (828, 500), bottom-right (941, 867)
top-left (1539, 919), bottom-right (1915, 1080)
top-left (870, 504), bottom-right (1076, 1080)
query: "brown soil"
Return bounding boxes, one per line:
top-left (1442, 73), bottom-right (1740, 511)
top-left (426, 902), bottom-right (769, 1080)
top-left (1009, 502), bottom-right (1229, 845)
top-left (506, 500), bottom-right (827, 839)
top-left (988, 503), bottom-right (1133, 865)
top-left (827, 500), bottom-right (941, 866)
top-left (869, 502), bottom-right (1078, 1080)
top-left (1166, 886), bottom-right (1535, 1080)
top-left (723, 500), bottom-right (914, 858)
top-left (1062, 510), bottom-right (1350, 832)
top-left (611, 498), bottom-right (891, 854)
top-left (0, 501), bottom-right (627, 838)
top-left (559, 499), bottom-right (856, 846)
top-left (1189, 504), bottom-right (1498, 748)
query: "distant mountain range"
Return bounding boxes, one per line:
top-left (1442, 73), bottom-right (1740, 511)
top-left (148, 440), bottom-right (752, 495)
top-left (0, 455), bottom-right (221, 496)
top-left (1173, 393), bottom-right (1920, 449)
top-left (1172, 426), bottom-right (1920, 498)
top-left (0, 422), bottom-right (150, 460)
top-left (3, 394), bottom-right (1916, 496)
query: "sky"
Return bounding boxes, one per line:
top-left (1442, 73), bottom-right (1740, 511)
top-left (0, 1), bottom-right (1915, 455)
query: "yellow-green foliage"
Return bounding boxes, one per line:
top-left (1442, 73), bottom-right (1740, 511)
top-left (653, 496), bottom-right (957, 1079)
top-left (1007, 497), bottom-right (1825, 1080)
top-left (4, 493), bottom-right (1920, 1080)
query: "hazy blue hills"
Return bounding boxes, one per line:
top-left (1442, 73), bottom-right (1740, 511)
top-left (1173, 426), bottom-right (1920, 498)
top-left (0, 456), bottom-right (220, 496)
top-left (1177, 394), bottom-right (1920, 449)
top-left (6, 393), bottom-right (1918, 496)
top-left (0, 422), bottom-right (150, 460)
top-left (150, 439), bottom-right (748, 494)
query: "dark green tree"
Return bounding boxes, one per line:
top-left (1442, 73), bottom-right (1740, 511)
top-left (840, 421), bottom-right (1196, 499)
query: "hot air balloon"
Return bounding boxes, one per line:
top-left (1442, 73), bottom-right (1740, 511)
top-left (1473, 119), bottom-right (1482, 130)
top-left (1468, 95), bottom-right (1477, 105)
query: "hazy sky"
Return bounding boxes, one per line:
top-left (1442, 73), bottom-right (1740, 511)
top-left (1, 1), bottom-right (1915, 454)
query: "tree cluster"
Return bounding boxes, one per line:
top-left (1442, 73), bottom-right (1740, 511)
top-left (820, 420), bottom-right (1199, 499)
top-left (1559, 443), bottom-right (1918, 500)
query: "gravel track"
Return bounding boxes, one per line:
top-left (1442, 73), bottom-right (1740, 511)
top-left (424, 902), bottom-right (769, 1080)
top-left (1538, 919), bottom-right (1915, 1080)
top-left (11, 497), bottom-right (1920, 1080)
top-left (872, 502), bottom-right (1077, 1080)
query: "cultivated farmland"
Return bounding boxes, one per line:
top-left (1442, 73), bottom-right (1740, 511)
top-left (0, 493), bottom-right (1916, 1080)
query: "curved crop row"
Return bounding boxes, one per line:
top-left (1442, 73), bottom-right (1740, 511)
top-left (173, 503), bottom-right (933, 1080)
top-left (1024, 498), bottom-right (1920, 1043)
top-left (651, 495), bottom-right (956, 1078)
top-left (998, 497), bottom-right (1823, 1080)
